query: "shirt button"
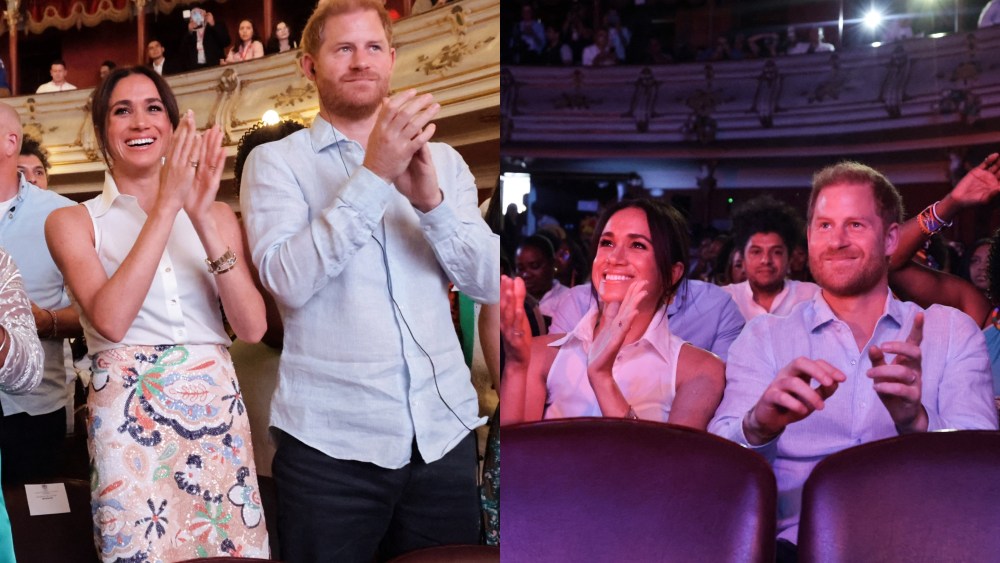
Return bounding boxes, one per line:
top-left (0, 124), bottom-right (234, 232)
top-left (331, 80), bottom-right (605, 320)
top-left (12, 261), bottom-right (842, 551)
top-left (165, 267), bottom-right (172, 273)
top-left (851, 360), bottom-right (856, 366)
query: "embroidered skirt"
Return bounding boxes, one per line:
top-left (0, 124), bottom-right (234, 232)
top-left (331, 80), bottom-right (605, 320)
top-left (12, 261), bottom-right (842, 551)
top-left (87, 344), bottom-right (269, 562)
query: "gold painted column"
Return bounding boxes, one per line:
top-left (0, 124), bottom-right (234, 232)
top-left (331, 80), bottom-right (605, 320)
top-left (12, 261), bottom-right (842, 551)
top-left (5, 0), bottom-right (18, 95)
top-left (134, 0), bottom-right (147, 66)
top-left (263, 0), bottom-right (272, 48)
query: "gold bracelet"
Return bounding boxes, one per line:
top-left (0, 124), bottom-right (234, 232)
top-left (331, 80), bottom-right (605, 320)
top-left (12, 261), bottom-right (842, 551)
top-left (205, 247), bottom-right (237, 274)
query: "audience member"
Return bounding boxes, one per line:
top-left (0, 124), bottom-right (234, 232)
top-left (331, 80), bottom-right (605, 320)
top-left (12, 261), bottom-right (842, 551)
top-left (747, 32), bottom-right (779, 58)
top-left (146, 39), bottom-right (182, 76)
top-left (965, 238), bottom-right (991, 294)
top-left (561, 3), bottom-right (593, 64)
top-left (0, 57), bottom-right (9, 97)
top-left (179, 7), bottom-right (231, 71)
top-left (17, 136), bottom-right (50, 189)
top-left (224, 19), bottom-right (265, 64)
top-left (265, 20), bottom-right (299, 54)
top-left (602, 9), bottom-right (630, 62)
top-left (516, 235), bottom-right (569, 319)
top-left (642, 37), bottom-right (673, 65)
top-left (35, 60), bottom-right (77, 93)
top-left (788, 27), bottom-right (835, 55)
top-left (986, 230), bottom-right (1000, 409)
top-left (788, 239), bottom-right (812, 282)
top-left (723, 195), bottom-right (819, 320)
top-left (728, 248), bottom-right (747, 284)
top-left (0, 106), bottom-right (79, 487)
top-left (98, 60), bottom-right (116, 81)
top-left (582, 28), bottom-right (618, 66)
top-left (500, 198), bottom-right (724, 426)
top-left (511, 4), bottom-right (545, 64)
top-left (540, 25), bottom-right (572, 65)
top-left (710, 161), bottom-right (998, 557)
top-left (0, 242), bottom-right (44, 563)
top-left (240, 0), bottom-right (498, 559)
top-left (46, 66), bottom-right (269, 561)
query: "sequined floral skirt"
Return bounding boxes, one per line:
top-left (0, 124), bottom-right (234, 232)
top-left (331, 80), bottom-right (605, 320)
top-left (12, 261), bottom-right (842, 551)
top-left (87, 344), bottom-right (269, 562)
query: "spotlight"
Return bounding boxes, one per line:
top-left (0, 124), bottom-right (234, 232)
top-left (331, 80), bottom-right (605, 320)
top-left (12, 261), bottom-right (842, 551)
top-left (863, 9), bottom-right (883, 30)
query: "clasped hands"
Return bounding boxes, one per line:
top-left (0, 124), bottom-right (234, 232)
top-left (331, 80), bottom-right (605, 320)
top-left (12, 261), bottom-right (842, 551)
top-left (158, 110), bottom-right (226, 225)
top-left (363, 89), bottom-right (443, 212)
top-left (744, 313), bottom-right (926, 445)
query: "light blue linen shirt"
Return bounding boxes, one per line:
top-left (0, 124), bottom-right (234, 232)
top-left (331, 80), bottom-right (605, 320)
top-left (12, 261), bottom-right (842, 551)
top-left (710, 290), bottom-right (998, 543)
top-left (241, 116), bottom-right (499, 469)
top-left (0, 175), bottom-right (74, 416)
top-left (549, 279), bottom-right (745, 360)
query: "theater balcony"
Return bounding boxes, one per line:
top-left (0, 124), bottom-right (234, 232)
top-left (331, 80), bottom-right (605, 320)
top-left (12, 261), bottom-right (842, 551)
top-left (6, 0), bottom-right (499, 203)
top-left (502, 25), bottom-right (1000, 237)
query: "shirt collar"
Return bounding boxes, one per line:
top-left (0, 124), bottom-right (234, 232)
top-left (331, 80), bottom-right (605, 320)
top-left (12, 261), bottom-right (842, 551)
top-left (550, 304), bottom-right (674, 362)
top-left (14, 173), bottom-right (30, 202)
top-left (309, 115), bottom-right (351, 153)
top-left (808, 287), bottom-right (900, 331)
top-left (91, 172), bottom-right (137, 218)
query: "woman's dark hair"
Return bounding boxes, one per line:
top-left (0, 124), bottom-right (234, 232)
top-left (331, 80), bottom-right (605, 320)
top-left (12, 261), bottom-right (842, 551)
top-left (265, 21), bottom-right (300, 54)
top-left (590, 197), bottom-right (690, 305)
top-left (92, 66), bottom-right (180, 167)
top-left (232, 19), bottom-right (263, 56)
top-left (518, 234), bottom-right (555, 263)
top-left (233, 119), bottom-right (307, 194)
top-left (961, 237), bottom-right (991, 284)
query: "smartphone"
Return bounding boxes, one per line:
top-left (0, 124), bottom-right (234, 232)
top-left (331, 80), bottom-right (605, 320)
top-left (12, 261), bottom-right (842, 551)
top-left (191, 9), bottom-right (204, 27)
top-left (182, 9), bottom-right (191, 19)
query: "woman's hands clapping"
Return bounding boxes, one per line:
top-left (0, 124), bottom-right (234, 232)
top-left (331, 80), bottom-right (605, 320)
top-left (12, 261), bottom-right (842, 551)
top-left (588, 280), bottom-right (647, 376)
top-left (185, 124), bottom-right (226, 224)
top-left (158, 110), bottom-right (202, 214)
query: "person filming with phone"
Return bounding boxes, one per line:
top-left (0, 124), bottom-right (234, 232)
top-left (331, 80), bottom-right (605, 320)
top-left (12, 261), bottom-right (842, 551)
top-left (179, 7), bottom-right (230, 72)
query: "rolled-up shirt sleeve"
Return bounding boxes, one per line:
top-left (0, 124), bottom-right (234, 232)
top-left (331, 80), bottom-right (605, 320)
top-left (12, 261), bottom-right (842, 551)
top-left (0, 250), bottom-right (42, 395)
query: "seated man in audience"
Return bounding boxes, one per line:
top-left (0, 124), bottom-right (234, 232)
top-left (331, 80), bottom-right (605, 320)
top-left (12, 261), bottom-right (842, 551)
top-left (550, 211), bottom-right (744, 361)
top-left (35, 60), bottom-right (76, 93)
top-left (723, 195), bottom-right (819, 321)
top-left (710, 161), bottom-right (998, 559)
top-left (0, 104), bottom-right (80, 485)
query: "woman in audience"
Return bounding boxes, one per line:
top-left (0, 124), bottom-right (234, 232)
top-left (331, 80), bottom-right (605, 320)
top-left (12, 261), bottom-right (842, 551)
top-left (45, 66), bottom-right (269, 561)
top-left (265, 21), bottom-right (299, 54)
top-left (516, 234), bottom-right (569, 319)
top-left (500, 198), bottom-right (725, 428)
top-left (964, 238), bottom-right (991, 295)
top-left (224, 19), bottom-right (265, 64)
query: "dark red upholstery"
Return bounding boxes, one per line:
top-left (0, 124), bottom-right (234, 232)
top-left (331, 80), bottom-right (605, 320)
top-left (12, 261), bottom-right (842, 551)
top-left (4, 478), bottom-right (98, 563)
top-left (799, 430), bottom-right (1000, 563)
top-left (175, 558), bottom-right (280, 563)
top-left (504, 418), bottom-right (776, 562)
top-left (387, 544), bottom-right (500, 562)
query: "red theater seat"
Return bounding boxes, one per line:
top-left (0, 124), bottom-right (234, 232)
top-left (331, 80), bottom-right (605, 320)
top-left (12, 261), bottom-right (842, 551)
top-left (504, 417), bottom-right (777, 562)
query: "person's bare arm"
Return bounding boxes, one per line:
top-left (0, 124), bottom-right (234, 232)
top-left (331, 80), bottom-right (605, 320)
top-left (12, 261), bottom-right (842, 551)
top-left (890, 261), bottom-right (992, 327)
top-left (668, 344), bottom-right (725, 430)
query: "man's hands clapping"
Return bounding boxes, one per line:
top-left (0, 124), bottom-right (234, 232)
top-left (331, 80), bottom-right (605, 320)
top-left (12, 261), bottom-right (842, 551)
top-left (362, 89), bottom-right (443, 212)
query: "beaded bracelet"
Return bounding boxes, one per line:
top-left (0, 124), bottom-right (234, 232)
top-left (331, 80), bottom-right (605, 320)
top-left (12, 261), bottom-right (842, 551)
top-left (917, 201), bottom-right (952, 236)
top-left (205, 247), bottom-right (238, 275)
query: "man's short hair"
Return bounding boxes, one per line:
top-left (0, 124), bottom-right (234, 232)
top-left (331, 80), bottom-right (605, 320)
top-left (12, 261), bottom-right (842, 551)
top-left (301, 0), bottom-right (393, 58)
top-left (808, 161), bottom-right (904, 229)
top-left (51, 59), bottom-right (66, 68)
top-left (101, 60), bottom-right (116, 70)
top-left (20, 135), bottom-right (50, 170)
top-left (732, 195), bottom-right (804, 253)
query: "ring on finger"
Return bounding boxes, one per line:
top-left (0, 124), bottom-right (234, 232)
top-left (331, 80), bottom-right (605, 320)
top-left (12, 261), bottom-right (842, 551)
top-left (190, 161), bottom-right (200, 168)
